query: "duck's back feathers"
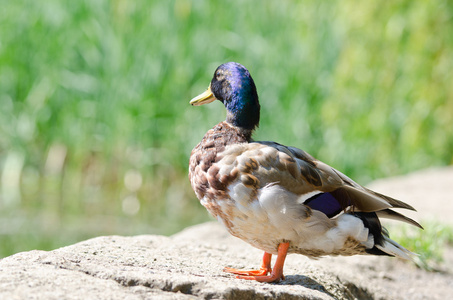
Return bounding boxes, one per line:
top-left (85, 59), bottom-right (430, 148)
top-left (252, 141), bottom-right (420, 220)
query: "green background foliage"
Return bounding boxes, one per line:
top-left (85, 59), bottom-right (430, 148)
top-left (0, 0), bottom-right (452, 257)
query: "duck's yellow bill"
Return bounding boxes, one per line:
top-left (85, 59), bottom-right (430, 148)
top-left (189, 85), bottom-right (217, 106)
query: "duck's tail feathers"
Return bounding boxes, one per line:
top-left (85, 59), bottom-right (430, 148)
top-left (376, 236), bottom-right (417, 261)
top-left (376, 208), bottom-right (423, 229)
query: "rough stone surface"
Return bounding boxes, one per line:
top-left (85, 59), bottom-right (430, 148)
top-left (1, 167), bottom-right (453, 299)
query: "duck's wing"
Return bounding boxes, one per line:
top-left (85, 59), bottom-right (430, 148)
top-left (245, 141), bottom-right (422, 229)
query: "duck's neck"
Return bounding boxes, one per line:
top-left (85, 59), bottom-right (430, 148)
top-left (225, 94), bottom-right (260, 132)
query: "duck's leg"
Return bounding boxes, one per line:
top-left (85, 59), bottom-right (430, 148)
top-left (223, 251), bottom-right (272, 276)
top-left (235, 242), bottom-right (289, 283)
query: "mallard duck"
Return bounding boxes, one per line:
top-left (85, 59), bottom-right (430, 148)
top-left (188, 62), bottom-right (422, 283)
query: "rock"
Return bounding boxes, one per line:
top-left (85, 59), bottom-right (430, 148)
top-left (1, 167), bottom-right (453, 299)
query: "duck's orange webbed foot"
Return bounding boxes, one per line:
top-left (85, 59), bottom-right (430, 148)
top-left (224, 242), bottom-right (290, 283)
top-left (223, 266), bottom-right (271, 276)
top-left (223, 252), bottom-right (272, 276)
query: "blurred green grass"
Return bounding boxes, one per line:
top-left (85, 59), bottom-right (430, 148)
top-left (393, 222), bottom-right (453, 271)
top-left (0, 0), bottom-right (452, 258)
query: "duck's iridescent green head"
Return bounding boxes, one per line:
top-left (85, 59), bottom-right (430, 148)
top-left (190, 62), bottom-right (260, 131)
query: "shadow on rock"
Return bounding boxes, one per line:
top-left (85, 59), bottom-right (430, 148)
top-left (282, 275), bottom-right (374, 300)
